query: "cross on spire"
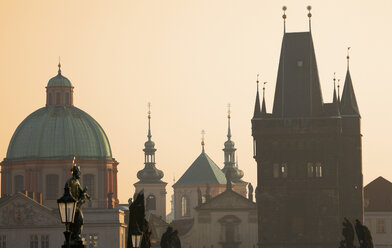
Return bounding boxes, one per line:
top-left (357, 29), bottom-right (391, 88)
top-left (307, 6), bottom-right (312, 32)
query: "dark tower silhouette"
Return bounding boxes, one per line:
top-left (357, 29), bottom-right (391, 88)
top-left (251, 7), bottom-right (363, 248)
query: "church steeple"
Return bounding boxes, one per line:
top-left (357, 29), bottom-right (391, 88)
top-left (253, 75), bottom-right (261, 118)
top-left (137, 103), bottom-right (164, 182)
top-left (222, 105), bottom-right (244, 182)
top-left (341, 48), bottom-right (360, 116)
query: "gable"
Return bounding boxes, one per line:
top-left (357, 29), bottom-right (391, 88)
top-left (0, 193), bottom-right (60, 227)
top-left (196, 190), bottom-right (256, 211)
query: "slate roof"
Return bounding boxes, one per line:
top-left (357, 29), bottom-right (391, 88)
top-left (364, 177), bottom-right (392, 212)
top-left (272, 32), bottom-right (324, 118)
top-left (173, 151), bottom-right (226, 186)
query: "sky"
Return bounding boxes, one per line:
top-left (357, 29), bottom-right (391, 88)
top-left (0, 0), bottom-right (391, 208)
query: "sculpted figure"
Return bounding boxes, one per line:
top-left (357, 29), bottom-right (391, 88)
top-left (160, 226), bottom-right (173, 248)
top-left (66, 161), bottom-right (90, 244)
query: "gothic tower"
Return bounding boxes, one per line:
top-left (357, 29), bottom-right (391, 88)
top-left (251, 7), bottom-right (363, 248)
top-left (134, 104), bottom-right (167, 220)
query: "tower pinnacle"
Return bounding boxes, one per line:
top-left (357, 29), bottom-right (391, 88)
top-left (227, 103), bottom-right (231, 140)
top-left (261, 82), bottom-right (267, 114)
top-left (307, 6), bottom-right (312, 32)
top-left (201, 129), bottom-right (205, 153)
top-left (58, 56), bottom-right (61, 74)
top-left (147, 102), bottom-right (152, 141)
top-left (282, 6), bottom-right (287, 33)
top-left (253, 74), bottom-right (261, 118)
top-left (333, 73), bottom-right (338, 103)
top-left (347, 47), bottom-right (351, 69)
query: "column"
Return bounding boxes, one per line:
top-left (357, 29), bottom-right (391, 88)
top-left (25, 170), bottom-right (31, 192)
top-left (113, 165), bottom-right (118, 204)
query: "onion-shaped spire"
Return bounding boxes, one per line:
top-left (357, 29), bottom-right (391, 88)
top-left (137, 103), bottom-right (164, 182)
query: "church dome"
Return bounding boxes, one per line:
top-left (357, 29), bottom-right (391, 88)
top-left (5, 106), bottom-right (112, 162)
top-left (47, 72), bottom-right (73, 87)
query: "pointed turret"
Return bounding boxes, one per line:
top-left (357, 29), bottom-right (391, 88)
top-left (253, 76), bottom-right (261, 118)
top-left (333, 73), bottom-right (338, 104)
top-left (137, 103), bottom-right (164, 183)
top-left (341, 50), bottom-right (360, 116)
top-left (261, 82), bottom-right (267, 115)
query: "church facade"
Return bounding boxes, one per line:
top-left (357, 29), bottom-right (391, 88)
top-left (252, 11), bottom-right (363, 248)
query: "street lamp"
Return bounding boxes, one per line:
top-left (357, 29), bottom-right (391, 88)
top-left (57, 186), bottom-right (77, 248)
top-left (131, 226), bottom-right (143, 248)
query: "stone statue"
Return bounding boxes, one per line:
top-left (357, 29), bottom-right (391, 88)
top-left (248, 183), bottom-right (254, 202)
top-left (65, 162), bottom-right (90, 245)
top-left (339, 218), bottom-right (373, 248)
top-left (160, 226), bottom-right (173, 248)
top-left (170, 230), bottom-right (181, 248)
top-left (225, 168), bottom-right (233, 190)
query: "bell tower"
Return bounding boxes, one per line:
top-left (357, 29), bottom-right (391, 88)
top-left (134, 103), bottom-right (167, 220)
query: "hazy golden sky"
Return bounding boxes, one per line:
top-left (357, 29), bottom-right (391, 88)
top-left (1, 0), bottom-right (391, 206)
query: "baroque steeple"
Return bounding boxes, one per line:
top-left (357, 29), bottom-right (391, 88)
top-left (222, 105), bottom-right (244, 182)
top-left (137, 103), bottom-right (164, 182)
top-left (341, 48), bottom-right (360, 116)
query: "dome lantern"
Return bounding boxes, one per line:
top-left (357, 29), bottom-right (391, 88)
top-left (46, 63), bottom-right (74, 106)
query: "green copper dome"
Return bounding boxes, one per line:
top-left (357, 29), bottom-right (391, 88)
top-left (47, 69), bottom-right (73, 87)
top-left (5, 106), bottom-right (113, 162)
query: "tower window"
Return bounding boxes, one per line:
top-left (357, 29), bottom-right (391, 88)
top-left (273, 163), bottom-right (288, 178)
top-left (181, 195), bottom-right (190, 217)
top-left (65, 92), bottom-right (70, 105)
top-left (30, 235), bottom-right (38, 248)
top-left (56, 92), bottom-right (61, 105)
top-left (146, 194), bottom-right (156, 211)
top-left (307, 162), bottom-right (323, 178)
top-left (46, 174), bottom-right (59, 200)
top-left (14, 175), bottom-right (24, 193)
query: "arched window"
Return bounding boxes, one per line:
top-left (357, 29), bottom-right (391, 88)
top-left (46, 174), bottom-right (59, 200)
top-left (181, 195), bottom-right (190, 217)
top-left (315, 162), bottom-right (323, 178)
top-left (48, 93), bottom-right (53, 105)
top-left (14, 175), bottom-right (25, 193)
top-left (83, 174), bottom-right (95, 199)
top-left (56, 92), bottom-right (61, 105)
top-left (65, 92), bottom-right (70, 105)
top-left (146, 194), bottom-right (156, 211)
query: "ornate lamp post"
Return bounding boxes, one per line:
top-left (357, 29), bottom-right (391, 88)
top-left (57, 186), bottom-right (77, 248)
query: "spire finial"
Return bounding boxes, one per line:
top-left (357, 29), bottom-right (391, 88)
top-left (201, 129), bottom-right (205, 152)
top-left (58, 56), bottom-right (62, 75)
top-left (261, 81), bottom-right (267, 114)
top-left (333, 73), bottom-right (338, 103)
top-left (256, 74), bottom-right (260, 92)
top-left (263, 82), bottom-right (267, 99)
top-left (227, 103), bottom-right (232, 140)
top-left (347, 47), bottom-right (351, 69)
top-left (147, 102), bottom-right (152, 140)
top-left (282, 6), bottom-right (287, 33)
top-left (307, 6), bottom-right (312, 32)
top-left (337, 79), bottom-right (341, 102)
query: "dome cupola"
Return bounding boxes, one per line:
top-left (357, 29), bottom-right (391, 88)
top-left (46, 63), bottom-right (74, 106)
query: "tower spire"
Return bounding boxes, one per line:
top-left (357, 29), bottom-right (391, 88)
top-left (341, 49), bottom-right (360, 116)
top-left (282, 6), bottom-right (287, 33)
top-left (227, 104), bottom-right (232, 140)
top-left (307, 6), bottom-right (312, 32)
top-left (261, 82), bottom-right (267, 114)
top-left (337, 79), bottom-right (341, 103)
top-left (347, 47), bottom-right (351, 69)
top-left (201, 129), bottom-right (205, 153)
top-left (58, 56), bottom-right (62, 75)
top-left (253, 74), bottom-right (261, 118)
top-left (147, 102), bottom-right (152, 141)
top-left (333, 73), bottom-right (338, 103)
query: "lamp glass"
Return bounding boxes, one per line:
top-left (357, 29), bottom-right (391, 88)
top-left (67, 201), bottom-right (77, 223)
top-left (58, 202), bottom-right (66, 223)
